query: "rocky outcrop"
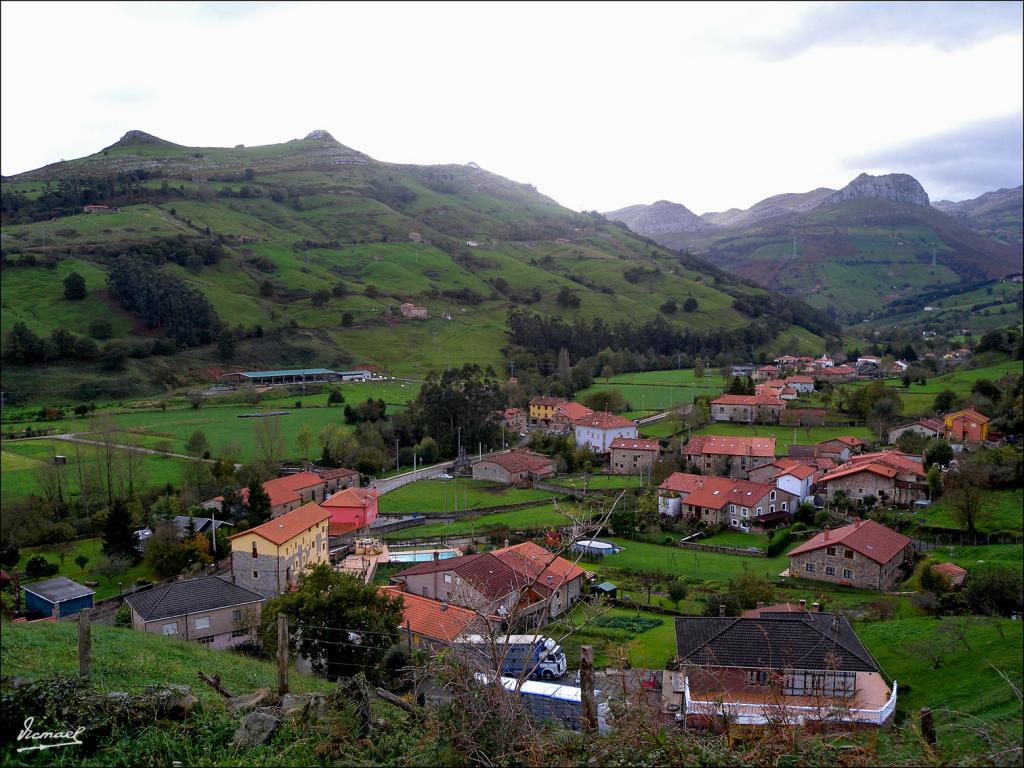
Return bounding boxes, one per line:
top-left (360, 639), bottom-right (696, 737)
top-left (304, 129), bottom-right (339, 143)
top-left (702, 188), bottom-right (836, 227)
top-left (225, 687), bottom-right (277, 713)
top-left (821, 173), bottom-right (929, 207)
top-left (104, 130), bottom-right (180, 150)
top-left (605, 199), bottom-right (718, 236)
top-left (232, 711), bottom-right (280, 748)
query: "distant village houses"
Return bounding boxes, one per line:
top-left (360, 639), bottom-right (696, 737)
top-left (400, 302), bottom-right (428, 319)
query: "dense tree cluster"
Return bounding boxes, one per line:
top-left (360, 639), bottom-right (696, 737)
top-left (107, 257), bottom-right (220, 346)
top-left (0, 171), bottom-right (159, 223)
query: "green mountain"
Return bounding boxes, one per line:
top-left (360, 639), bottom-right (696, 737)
top-left (0, 131), bottom-right (831, 405)
top-left (932, 186), bottom-right (1024, 247)
top-left (609, 174), bottom-right (1021, 322)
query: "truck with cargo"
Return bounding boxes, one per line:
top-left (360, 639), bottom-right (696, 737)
top-left (459, 634), bottom-right (568, 679)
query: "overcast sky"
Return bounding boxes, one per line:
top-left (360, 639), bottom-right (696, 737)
top-left (2, 1), bottom-right (1021, 212)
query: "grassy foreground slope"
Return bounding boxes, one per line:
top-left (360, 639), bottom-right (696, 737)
top-left (1, 130), bottom-right (830, 404)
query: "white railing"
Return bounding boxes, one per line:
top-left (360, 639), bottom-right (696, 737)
top-left (683, 676), bottom-right (897, 726)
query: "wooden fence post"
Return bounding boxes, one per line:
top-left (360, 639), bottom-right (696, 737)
top-left (277, 613), bottom-right (289, 696)
top-left (920, 707), bottom-right (936, 748)
top-left (78, 608), bottom-right (91, 678)
top-left (580, 645), bottom-right (597, 732)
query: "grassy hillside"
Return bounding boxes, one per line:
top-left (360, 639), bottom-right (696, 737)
top-left (0, 131), bottom-right (829, 406)
top-left (648, 197), bottom-right (1021, 321)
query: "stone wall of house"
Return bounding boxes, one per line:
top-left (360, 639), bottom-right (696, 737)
top-left (232, 552), bottom-right (286, 598)
top-left (787, 542), bottom-right (911, 590)
top-left (609, 448), bottom-right (657, 474)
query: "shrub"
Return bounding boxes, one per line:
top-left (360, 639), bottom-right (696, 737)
top-left (114, 604), bottom-right (132, 627)
top-left (766, 526), bottom-right (793, 557)
top-left (24, 554), bottom-right (59, 579)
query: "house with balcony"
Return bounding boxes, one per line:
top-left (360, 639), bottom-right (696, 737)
top-left (665, 611), bottom-right (896, 728)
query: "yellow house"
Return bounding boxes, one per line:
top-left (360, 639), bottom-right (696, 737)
top-left (229, 502), bottom-right (330, 598)
top-left (529, 396), bottom-right (567, 426)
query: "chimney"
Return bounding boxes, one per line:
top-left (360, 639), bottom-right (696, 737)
top-left (823, 526), bottom-right (830, 541)
top-left (799, 599), bottom-right (806, 609)
top-left (440, 602), bottom-right (448, 612)
top-left (433, 551), bottom-right (439, 562)
top-left (718, 604), bottom-right (726, 617)
top-left (812, 602), bottom-right (821, 612)
top-left (756, 601), bottom-right (765, 609)
top-left (503, 538), bottom-right (509, 549)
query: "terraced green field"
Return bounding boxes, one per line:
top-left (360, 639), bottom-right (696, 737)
top-left (378, 478), bottom-right (558, 515)
top-left (382, 503), bottom-right (575, 540)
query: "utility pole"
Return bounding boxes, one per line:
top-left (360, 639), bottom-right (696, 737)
top-left (395, 438), bottom-right (400, 473)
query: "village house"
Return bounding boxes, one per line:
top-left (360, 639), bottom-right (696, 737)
top-left (322, 486), bottom-right (379, 536)
top-left (932, 562), bottom-right (968, 589)
top-left (657, 472), bottom-right (709, 517)
top-left (682, 435), bottom-right (776, 479)
top-left (82, 204), bottom-right (119, 213)
top-left (745, 459), bottom-right (817, 502)
top-left (378, 586), bottom-right (482, 649)
top-left (204, 468), bottom-right (358, 519)
top-left (943, 407), bottom-right (990, 443)
top-left (609, 437), bottom-right (660, 475)
top-left (229, 502), bottom-right (331, 598)
top-left (814, 436), bottom-right (866, 462)
top-left (784, 374), bottom-right (815, 394)
top-left (408, 232), bottom-right (422, 243)
top-left (124, 577), bottom-right (264, 649)
top-left (773, 355), bottom-right (799, 369)
top-left (787, 519), bottom-right (913, 590)
top-left (471, 450), bottom-right (556, 485)
top-left (813, 364), bottom-right (858, 383)
top-left (710, 394), bottom-right (785, 424)
top-left (817, 450), bottom-right (927, 506)
top-left (751, 365), bottom-right (781, 382)
top-left (666, 611), bottom-right (896, 728)
top-left (886, 417), bottom-right (944, 445)
top-left (400, 302), bottom-right (428, 319)
top-left (677, 477), bottom-right (798, 531)
top-left (572, 411), bottom-right (637, 453)
top-left (390, 541), bottom-right (585, 625)
top-left (550, 401), bottom-right (594, 433)
top-left (500, 407), bottom-right (528, 433)
top-left (528, 396), bottom-right (567, 427)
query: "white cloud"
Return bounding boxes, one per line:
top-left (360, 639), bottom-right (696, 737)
top-left (2, 1), bottom-right (1020, 212)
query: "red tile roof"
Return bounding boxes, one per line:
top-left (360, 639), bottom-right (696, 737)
top-left (322, 487), bottom-right (378, 508)
top-left (945, 407), bottom-right (990, 424)
top-left (778, 463), bottom-right (815, 480)
top-left (556, 402), bottom-right (594, 421)
top-left (932, 562), bottom-right (967, 577)
top-left (817, 436), bottom-right (865, 448)
top-left (477, 451), bottom-right (555, 475)
top-left (684, 435), bottom-right (776, 458)
top-left (609, 437), bottom-right (660, 452)
top-left (711, 394), bottom-right (784, 406)
top-left (230, 501), bottom-right (330, 546)
top-left (315, 466), bottom-right (359, 481)
top-left (682, 477), bottom-right (779, 511)
top-left (788, 519), bottom-right (911, 564)
top-left (786, 375), bottom-right (814, 384)
top-left (378, 586), bottom-right (478, 642)
top-left (658, 472), bottom-right (708, 494)
top-left (493, 541), bottom-right (586, 593)
top-left (229, 471), bottom-right (327, 509)
top-left (572, 411), bottom-right (635, 429)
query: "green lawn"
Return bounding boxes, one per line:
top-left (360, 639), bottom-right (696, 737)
top-left (548, 474), bottom-right (647, 490)
top-left (597, 537), bottom-right (791, 584)
top-left (382, 503), bottom-right (574, 540)
top-left (545, 605), bottom-right (679, 670)
top-left (913, 489), bottom-right (1023, 535)
top-left (857, 617), bottom-right (1023, 758)
top-left (700, 530), bottom-right (770, 550)
top-left (692, 423), bottom-right (874, 456)
top-left (378, 478), bottom-right (559, 515)
top-left (15, 537), bottom-right (158, 601)
top-left (578, 368), bottom-right (729, 416)
top-left (1, 438), bottom-right (192, 502)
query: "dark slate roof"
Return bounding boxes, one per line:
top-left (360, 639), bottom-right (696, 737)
top-left (125, 577), bottom-right (264, 621)
top-left (674, 613), bottom-right (879, 672)
top-left (22, 576), bottom-right (95, 603)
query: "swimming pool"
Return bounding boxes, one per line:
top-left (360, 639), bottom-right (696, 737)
top-left (389, 550), bottom-right (459, 563)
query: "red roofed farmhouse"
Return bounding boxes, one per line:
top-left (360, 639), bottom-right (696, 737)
top-left (321, 486), bottom-right (379, 535)
top-left (657, 472), bottom-right (708, 516)
top-left (679, 476), bottom-right (798, 531)
top-left (609, 437), bottom-right (660, 474)
top-left (572, 411), bottom-right (637, 453)
top-left (682, 435), bottom-right (776, 479)
top-left (471, 450), bottom-right (556, 485)
top-left (711, 394), bottom-right (785, 424)
top-left (378, 586), bottom-right (482, 647)
top-left (817, 450), bottom-right (926, 506)
top-left (787, 519), bottom-right (913, 590)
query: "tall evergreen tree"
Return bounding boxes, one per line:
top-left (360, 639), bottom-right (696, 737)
top-left (246, 479), bottom-right (272, 527)
top-left (102, 499), bottom-right (137, 561)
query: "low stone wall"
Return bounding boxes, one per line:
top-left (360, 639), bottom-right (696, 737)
top-left (676, 540), bottom-right (767, 557)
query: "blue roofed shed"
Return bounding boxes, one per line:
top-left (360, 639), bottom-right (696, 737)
top-left (22, 576), bottom-right (95, 618)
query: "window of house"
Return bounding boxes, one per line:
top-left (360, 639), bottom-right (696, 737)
top-left (756, 507), bottom-right (763, 515)
top-left (844, 550), bottom-right (854, 559)
top-left (804, 562), bottom-right (814, 572)
top-left (162, 623), bottom-right (177, 636)
top-left (730, 518), bottom-right (738, 527)
top-left (741, 508), bottom-right (749, 517)
top-left (251, 542), bottom-right (258, 559)
top-left (231, 629), bottom-right (249, 638)
top-left (422, 587), bottom-right (428, 597)
top-left (195, 616), bottom-right (210, 630)
top-left (826, 546), bottom-right (836, 557)
top-left (729, 504), bottom-right (736, 513)
top-left (252, 571), bottom-right (259, 579)
top-left (825, 566), bottom-right (836, 576)
top-left (744, 670), bottom-right (769, 685)
top-left (769, 505), bottom-right (775, 514)
top-left (232, 610), bottom-right (242, 622)
top-left (444, 573), bottom-right (452, 584)
top-left (781, 502), bottom-right (788, 511)
top-left (843, 569), bottom-right (854, 579)
top-left (197, 636), bottom-right (214, 645)
top-left (770, 490), bottom-right (776, 501)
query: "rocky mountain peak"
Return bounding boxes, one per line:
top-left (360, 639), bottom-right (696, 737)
top-left (822, 172), bottom-right (929, 208)
top-left (109, 130), bottom-right (176, 148)
top-left (605, 199), bottom-right (717, 236)
top-left (304, 130), bottom-right (339, 143)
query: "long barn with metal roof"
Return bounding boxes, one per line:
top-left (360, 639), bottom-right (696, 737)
top-left (219, 368), bottom-right (371, 385)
